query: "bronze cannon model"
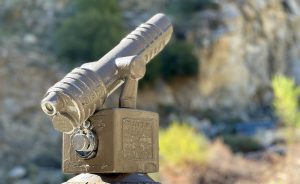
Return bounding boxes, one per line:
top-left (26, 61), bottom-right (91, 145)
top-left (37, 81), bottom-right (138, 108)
top-left (41, 13), bottom-right (173, 178)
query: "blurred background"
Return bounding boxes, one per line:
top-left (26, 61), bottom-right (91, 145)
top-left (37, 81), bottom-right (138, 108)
top-left (1, 0), bottom-right (300, 183)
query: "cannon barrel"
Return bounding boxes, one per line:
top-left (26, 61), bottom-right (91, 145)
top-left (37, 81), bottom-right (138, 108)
top-left (41, 13), bottom-right (173, 133)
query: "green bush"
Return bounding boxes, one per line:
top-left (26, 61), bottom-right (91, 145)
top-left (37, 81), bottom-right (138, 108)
top-left (142, 40), bottom-right (199, 84)
top-left (222, 134), bottom-right (263, 153)
top-left (159, 122), bottom-right (209, 167)
top-left (167, 0), bottom-right (218, 15)
top-left (55, 0), bottom-right (123, 66)
top-left (272, 75), bottom-right (300, 142)
top-left (160, 40), bottom-right (199, 80)
top-left (272, 75), bottom-right (300, 128)
top-left (55, 0), bottom-right (199, 84)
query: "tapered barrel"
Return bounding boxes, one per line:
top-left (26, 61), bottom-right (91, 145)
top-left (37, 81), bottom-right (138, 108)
top-left (41, 13), bottom-right (173, 133)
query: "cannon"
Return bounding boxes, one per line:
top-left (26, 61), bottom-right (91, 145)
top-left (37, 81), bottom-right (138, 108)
top-left (41, 13), bottom-right (172, 181)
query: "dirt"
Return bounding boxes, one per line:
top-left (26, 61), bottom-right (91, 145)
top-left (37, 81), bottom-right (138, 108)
top-left (160, 140), bottom-right (300, 184)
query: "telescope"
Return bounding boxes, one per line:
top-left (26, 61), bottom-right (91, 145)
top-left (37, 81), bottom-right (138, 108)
top-left (41, 13), bottom-right (172, 176)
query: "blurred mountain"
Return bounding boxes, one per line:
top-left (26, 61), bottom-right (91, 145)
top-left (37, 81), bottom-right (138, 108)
top-left (124, 0), bottom-right (300, 121)
top-left (1, 0), bottom-right (300, 182)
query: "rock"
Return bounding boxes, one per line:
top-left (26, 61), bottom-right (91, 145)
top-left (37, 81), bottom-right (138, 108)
top-left (33, 169), bottom-right (63, 184)
top-left (185, 116), bottom-right (213, 133)
top-left (195, 1), bottom-right (276, 111)
top-left (234, 119), bottom-right (276, 136)
top-left (283, 0), bottom-right (300, 15)
top-left (64, 174), bottom-right (106, 184)
top-left (267, 145), bottom-right (287, 156)
top-left (184, 116), bottom-right (203, 130)
top-left (8, 166), bottom-right (26, 179)
top-left (123, 0), bottom-right (300, 118)
top-left (64, 173), bottom-right (158, 184)
top-left (14, 179), bottom-right (32, 184)
top-left (167, 113), bottom-right (179, 123)
top-left (0, 32), bottom-right (62, 180)
top-left (254, 129), bottom-right (281, 147)
top-left (155, 80), bottom-right (175, 106)
top-left (23, 34), bottom-right (38, 45)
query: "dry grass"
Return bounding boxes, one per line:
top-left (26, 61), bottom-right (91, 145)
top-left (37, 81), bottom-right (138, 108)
top-left (159, 139), bottom-right (300, 184)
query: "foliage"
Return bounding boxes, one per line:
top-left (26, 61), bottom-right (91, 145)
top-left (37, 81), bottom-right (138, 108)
top-left (159, 122), bottom-right (209, 167)
top-left (160, 40), bottom-right (199, 80)
top-left (142, 40), bottom-right (199, 84)
top-left (0, 0), bottom-right (36, 32)
top-left (55, 0), bottom-right (199, 83)
top-left (55, 0), bottom-right (123, 66)
top-left (167, 0), bottom-right (218, 15)
top-left (272, 75), bottom-right (300, 128)
top-left (222, 134), bottom-right (263, 153)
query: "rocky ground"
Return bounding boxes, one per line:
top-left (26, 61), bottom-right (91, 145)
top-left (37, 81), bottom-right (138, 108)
top-left (0, 35), bottom-right (65, 183)
top-left (160, 140), bottom-right (300, 184)
top-left (0, 0), bottom-right (67, 182)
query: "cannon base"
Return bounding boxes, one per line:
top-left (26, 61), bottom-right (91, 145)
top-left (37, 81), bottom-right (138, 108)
top-left (63, 108), bottom-right (159, 173)
top-left (64, 173), bottom-right (159, 184)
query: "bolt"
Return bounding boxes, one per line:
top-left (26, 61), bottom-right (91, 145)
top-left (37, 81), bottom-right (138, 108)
top-left (83, 120), bottom-right (91, 129)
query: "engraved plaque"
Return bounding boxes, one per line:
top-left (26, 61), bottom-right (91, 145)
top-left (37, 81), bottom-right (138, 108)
top-left (63, 108), bottom-right (159, 173)
top-left (122, 118), bottom-right (153, 160)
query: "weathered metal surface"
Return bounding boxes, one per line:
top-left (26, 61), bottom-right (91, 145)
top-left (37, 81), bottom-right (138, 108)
top-left (41, 13), bottom-right (172, 134)
top-left (40, 13), bottom-right (172, 182)
top-left (63, 108), bottom-right (159, 173)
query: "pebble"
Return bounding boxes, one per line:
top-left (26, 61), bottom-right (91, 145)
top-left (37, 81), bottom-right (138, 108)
top-left (8, 166), bottom-right (26, 179)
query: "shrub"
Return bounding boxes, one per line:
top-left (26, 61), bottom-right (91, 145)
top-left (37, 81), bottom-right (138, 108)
top-left (167, 0), bottom-right (219, 15)
top-left (160, 40), bottom-right (199, 80)
top-left (222, 134), bottom-right (263, 153)
top-left (55, 0), bottom-right (123, 66)
top-left (55, 0), bottom-right (199, 84)
top-left (272, 75), bottom-right (300, 128)
top-left (159, 122), bottom-right (209, 167)
top-left (142, 40), bottom-right (199, 84)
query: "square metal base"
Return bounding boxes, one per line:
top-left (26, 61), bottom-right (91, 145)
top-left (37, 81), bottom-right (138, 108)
top-left (63, 108), bottom-right (159, 173)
